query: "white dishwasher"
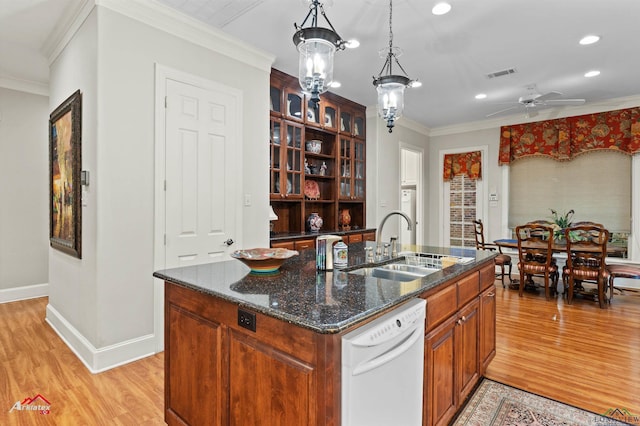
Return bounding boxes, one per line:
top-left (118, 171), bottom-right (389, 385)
top-left (341, 298), bottom-right (426, 426)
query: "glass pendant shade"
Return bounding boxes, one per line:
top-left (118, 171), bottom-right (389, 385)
top-left (295, 28), bottom-right (338, 104)
top-left (375, 75), bottom-right (410, 132)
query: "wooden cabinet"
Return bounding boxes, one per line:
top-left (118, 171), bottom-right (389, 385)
top-left (423, 263), bottom-right (494, 426)
top-left (165, 283), bottom-right (340, 426)
top-left (270, 229), bottom-right (376, 250)
top-left (164, 260), bottom-right (496, 426)
top-left (479, 285), bottom-right (497, 374)
top-left (270, 68), bottom-right (367, 237)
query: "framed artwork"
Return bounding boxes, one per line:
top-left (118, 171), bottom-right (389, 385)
top-left (49, 90), bottom-right (82, 258)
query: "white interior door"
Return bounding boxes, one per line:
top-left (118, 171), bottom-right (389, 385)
top-left (164, 78), bottom-right (239, 267)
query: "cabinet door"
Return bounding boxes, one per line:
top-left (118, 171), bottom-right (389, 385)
top-left (338, 137), bottom-right (365, 200)
top-left (479, 285), bottom-right (497, 374)
top-left (456, 298), bottom-right (480, 404)
top-left (295, 238), bottom-right (316, 251)
top-left (284, 88), bottom-right (304, 122)
top-left (271, 121), bottom-right (304, 199)
top-left (229, 331), bottom-right (315, 425)
top-left (166, 304), bottom-right (226, 426)
top-left (322, 102), bottom-right (338, 131)
top-left (424, 316), bottom-right (457, 426)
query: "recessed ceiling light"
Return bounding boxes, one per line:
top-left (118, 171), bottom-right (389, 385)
top-left (345, 39), bottom-right (360, 49)
top-left (584, 70), bottom-right (601, 78)
top-left (475, 93), bottom-right (487, 100)
top-left (328, 81), bottom-right (341, 88)
top-left (432, 2), bottom-right (452, 15)
top-left (579, 35), bottom-right (600, 45)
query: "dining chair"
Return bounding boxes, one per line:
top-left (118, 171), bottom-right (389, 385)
top-left (515, 223), bottom-right (559, 300)
top-left (562, 225), bottom-right (609, 308)
top-left (473, 219), bottom-right (513, 287)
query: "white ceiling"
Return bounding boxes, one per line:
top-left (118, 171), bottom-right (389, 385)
top-left (3, 0), bottom-right (640, 129)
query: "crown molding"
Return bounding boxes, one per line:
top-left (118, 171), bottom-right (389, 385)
top-left (430, 94), bottom-right (640, 137)
top-left (97, 0), bottom-right (274, 72)
top-left (43, 0), bottom-right (95, 65)
top-left (0, 74), bottom-right (48, 96)
top-left (43, 0), bottom-right (275, 72)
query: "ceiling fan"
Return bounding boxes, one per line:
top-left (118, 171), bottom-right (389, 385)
top-left (486, 85), bottom-right (586, 118)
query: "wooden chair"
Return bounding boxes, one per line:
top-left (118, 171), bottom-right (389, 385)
top-left (562, 225), bottom-right (609, 308)
top-left (473, 219), bottom-right (513, 287)
top-left (515, 223), bottom-right (559, 300)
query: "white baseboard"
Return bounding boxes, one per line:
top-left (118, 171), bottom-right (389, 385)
top-left (45, 303), bottom-right (158, 373)
top-left (0, 283), bottom-right (48, 303)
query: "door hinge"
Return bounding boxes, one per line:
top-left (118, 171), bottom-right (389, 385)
top-left (164, 234), bottom-right (166, 246)
top-left (164, 96), bottom-right (167, 108)
top-left (164, 180), bottom-right (167, 191)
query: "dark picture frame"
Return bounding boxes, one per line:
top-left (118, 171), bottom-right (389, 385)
top-left (49, 90), bottom-right (82, 258)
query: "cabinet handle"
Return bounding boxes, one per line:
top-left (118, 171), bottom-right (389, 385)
top-left (457, 315), bottom-right (467, 326)
top-left (487, 292), bottom-right (495, 297)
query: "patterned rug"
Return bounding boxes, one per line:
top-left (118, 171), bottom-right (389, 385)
top-left (452, 379), bottom-right (634, 426)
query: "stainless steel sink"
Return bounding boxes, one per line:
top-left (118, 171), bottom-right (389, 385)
top-left (347, 262), bottom-right (438, 282)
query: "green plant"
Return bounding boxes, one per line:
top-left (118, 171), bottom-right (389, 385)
top-left (549, 209), bottom-right (575, 240)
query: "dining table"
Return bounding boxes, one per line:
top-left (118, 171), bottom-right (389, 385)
top-left (493, 239), bottom-right (627, 256)
top-left (492, 238), bottom-right (626, 293)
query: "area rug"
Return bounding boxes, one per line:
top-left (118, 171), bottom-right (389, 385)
top-left (452, 379), bottom-right (633, 426)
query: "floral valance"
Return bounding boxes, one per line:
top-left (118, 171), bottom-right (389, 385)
top-left (443, 150), bottom-right (482, 180)
top-left (498, 107), bottom-right (640, 165)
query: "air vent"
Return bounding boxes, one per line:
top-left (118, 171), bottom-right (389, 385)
top-left (486, 68), bottom-right (517, 79)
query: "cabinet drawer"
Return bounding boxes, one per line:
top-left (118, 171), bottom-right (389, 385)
top-left (425, 284), bottom-right (457, 331)
top-left (457, 272), bottom-right (480, 307)
top-left (294, 239), bottom-right (316, 251)
top-left (347, 233), bottom-right (363, 243)
top-left (480, 263), bottom-right (495, 291)
top-left (271, 241), bottom-right (295, 250)
top-left (362, 231), bottom-right (376, 242)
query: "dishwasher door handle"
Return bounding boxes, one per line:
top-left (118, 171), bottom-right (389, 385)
top-left (351, 326), bottom-right (423, 376)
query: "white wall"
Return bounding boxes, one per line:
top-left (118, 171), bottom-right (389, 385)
top-left (428, 127), bottom-right (502, 245)
top-left (46, 3), bottom-right (273, 371)
top-left (366, 113), bottom-right (429, 242)
top-left (0, 88), bottom-right (49, 299)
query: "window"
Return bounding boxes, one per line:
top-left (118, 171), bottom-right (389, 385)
top-left (448, 174), bottom-right (477, 248)
top-left (509, 151), bottom-right (631, 255)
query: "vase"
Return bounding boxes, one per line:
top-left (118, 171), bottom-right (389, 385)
top-left (339, 209), bottom-right (351, 230)
top-left (307, 212), bottom-right (323, 232)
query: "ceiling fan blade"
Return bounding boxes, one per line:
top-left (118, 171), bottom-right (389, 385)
top-left (486, 106), bottom-right (520, 117)
top-left (543, 98), bottom-right (586, 105)
top-left (535, 91), bottom-right (563, 102)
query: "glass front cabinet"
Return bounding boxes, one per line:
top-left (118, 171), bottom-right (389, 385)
top-left (269, 68), bottom-right (367, 236)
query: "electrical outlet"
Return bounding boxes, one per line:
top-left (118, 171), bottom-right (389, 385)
top-left (238, 308), bottom-right (256, 332)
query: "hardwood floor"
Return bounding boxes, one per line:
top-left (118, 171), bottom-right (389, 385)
top-left (486, 283), bottom-right (640, 419)
top-left (1, 285), bottom-right (639, 425)
top-left (0, 298), bottom-right (164, 426)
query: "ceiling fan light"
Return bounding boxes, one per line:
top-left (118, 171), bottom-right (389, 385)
top-left (475, 93), bottom-right (487, 100)
top-left (585, 70), bottom-right (601, 78)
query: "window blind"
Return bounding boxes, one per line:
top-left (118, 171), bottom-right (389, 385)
top-left (509, 152), bottom-right (631, 232)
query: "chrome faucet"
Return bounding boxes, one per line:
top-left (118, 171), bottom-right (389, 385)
top-left (376, 210), bottom-right (413, 256)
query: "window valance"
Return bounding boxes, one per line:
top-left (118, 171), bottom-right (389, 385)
top-left (443, 150), bottom-right (482, 180)
top-left (498, 107), bottom-right (640, 165)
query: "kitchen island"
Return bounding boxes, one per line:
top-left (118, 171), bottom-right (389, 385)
top-left (154, 242), bottom-right (497, 426)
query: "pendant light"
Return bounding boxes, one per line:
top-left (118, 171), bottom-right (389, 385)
top-left (293, 0), bottom-right (347, 104)
top-left (373, 0), bottom-right (420, 133)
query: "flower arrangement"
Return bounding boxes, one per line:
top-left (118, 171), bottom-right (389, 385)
top-left (549, 208), bottom-right (574, 240)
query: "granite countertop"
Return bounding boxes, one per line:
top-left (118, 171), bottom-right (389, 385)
top-left (153, 241), bottom-right (495, 334)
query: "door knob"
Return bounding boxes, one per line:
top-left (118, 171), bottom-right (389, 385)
top-left (224, 239), bottom-right (234, 246)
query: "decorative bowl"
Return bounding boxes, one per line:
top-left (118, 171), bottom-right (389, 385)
top-left (231, 248), bottom-right (299, 274)
top-left (305, 139), bottom-right (322, 154)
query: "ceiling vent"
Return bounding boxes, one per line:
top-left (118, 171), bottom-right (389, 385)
top-left (486, 68), bottom-right (517, 79)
